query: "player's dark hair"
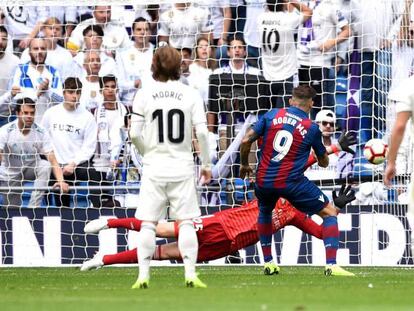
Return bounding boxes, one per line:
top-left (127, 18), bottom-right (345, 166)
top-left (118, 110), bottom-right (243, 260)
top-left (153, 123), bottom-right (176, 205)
top-left (132, 17), bottom-right (150, 30)
top-left (99, 75), bottom-right (117, 89)
top-left (15, 98), bottom-right (36, 113)
top-left (152, 46), bottom-right (181, 82)
top-left (267, 0), bottom-right (286, 12)
top-left (292, 85), bottom-right (317, 100)
top-left (0, 25), bottom-right (8, 36)
top-left (82, 24), bottom-right (104, 37)
top-left (63, 77), bottom-right (83, 91)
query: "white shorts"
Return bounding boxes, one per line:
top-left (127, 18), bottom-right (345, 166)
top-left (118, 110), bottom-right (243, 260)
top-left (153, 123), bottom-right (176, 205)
top-left (135, 175), bottom-right (200, 221)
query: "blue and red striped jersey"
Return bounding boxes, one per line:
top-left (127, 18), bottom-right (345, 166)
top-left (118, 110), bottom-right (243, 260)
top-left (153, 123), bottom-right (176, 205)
top-left (253, 106), bottom-right (326, 188)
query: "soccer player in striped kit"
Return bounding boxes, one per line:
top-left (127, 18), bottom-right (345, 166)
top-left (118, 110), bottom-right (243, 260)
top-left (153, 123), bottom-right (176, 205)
top-left (240, 85), bottom-right (354, 276)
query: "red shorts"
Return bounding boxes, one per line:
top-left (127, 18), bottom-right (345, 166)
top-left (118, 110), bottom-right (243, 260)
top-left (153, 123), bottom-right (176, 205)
top-left (194, 215), bottom-right (232, 262)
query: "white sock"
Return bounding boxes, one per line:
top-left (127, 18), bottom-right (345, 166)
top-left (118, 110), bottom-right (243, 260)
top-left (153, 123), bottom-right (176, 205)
top-left (178, 220), bottom-right (198, 279)
top-left (137, 222), bottom-right (156, 281)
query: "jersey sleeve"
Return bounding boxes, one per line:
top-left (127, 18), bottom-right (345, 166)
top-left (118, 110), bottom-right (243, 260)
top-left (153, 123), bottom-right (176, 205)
top-left (132, 89), bottom-right (146, 116)
top-left (311, 125), bottom-right (327, 157)
top-left (252, 112), bottom-right (268, 136)
top-left (389, 77), bottom-right (414, 113)
top-left (192, 91), bottom-right (207, 125)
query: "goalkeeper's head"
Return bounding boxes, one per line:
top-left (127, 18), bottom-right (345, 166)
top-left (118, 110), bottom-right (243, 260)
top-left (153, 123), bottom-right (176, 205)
top-left (152, 46), bottom-right (181, 82)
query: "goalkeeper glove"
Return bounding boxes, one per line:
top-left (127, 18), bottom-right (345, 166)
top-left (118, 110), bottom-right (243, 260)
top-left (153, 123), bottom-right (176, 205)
top-left (337, 131), bottom-right (357, 155)
top-left (332, 184), bottom-right (356, 209)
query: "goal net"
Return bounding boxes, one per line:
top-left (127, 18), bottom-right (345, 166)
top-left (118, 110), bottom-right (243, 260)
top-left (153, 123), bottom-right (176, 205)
top-left (0, 0), bottom-right (413, 267)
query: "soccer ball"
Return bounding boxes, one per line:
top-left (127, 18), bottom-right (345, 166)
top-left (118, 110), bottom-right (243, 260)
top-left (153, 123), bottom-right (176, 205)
top-left (363, 139), bottom-right (388, 164)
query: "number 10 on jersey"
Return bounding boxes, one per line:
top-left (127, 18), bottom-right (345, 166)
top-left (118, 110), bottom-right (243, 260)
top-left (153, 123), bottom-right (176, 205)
top-left (152, 109), bottom-right (185, 143)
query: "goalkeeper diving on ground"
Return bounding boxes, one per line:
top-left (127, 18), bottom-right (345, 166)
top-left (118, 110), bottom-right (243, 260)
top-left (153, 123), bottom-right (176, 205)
top-left (82, 184), bottom-right (355, 273)
top-left (82, 114), bottom-right (357, 276)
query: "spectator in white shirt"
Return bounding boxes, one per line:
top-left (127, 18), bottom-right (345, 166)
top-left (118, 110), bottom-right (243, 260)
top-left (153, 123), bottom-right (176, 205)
top-left (258, 0), bottom-right (313, 108)
top-left (79, 50), bottom-right (103, 112)
top-left (355, 0), bottom-right (404, 143)
top-left (11, 38), bottom-right (64, 123)
top-left (41, 77), bottom-right (115, 208)
top-left (69, 25), bottom-right (116, 78)
top-left (134, 4), bottom-right (160, 45)
top-left (244, 0), bottom-right (267, 67)
top-left (188, 37), bottom-right (217, 106)
top-left (0, 6), bottom-right (48, 51)
top-left (20, 17), bottom-right (74, 81)
top-left (297, 0), bottom-right (350, 119)
top-left (0, 25), bottom-right (20, 126)
top-left (93, 75), bottom-right (127, 176)
top-left (116, 17), bottom-right (154, 108)
top-left (67, 5), bottom-right (131, 55)
top-left (158, 2), bottom-right (213, 49)
top-left (0, 97), bottom-right (69, 208)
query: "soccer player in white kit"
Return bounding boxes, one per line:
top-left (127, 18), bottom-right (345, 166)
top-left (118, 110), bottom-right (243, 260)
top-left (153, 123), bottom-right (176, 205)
top-left (385, 75), bottom-right (414, 201)
top-left (384, 74), bottom-right (414, 253)
top-left (130, 46), bottom-right (211, 289)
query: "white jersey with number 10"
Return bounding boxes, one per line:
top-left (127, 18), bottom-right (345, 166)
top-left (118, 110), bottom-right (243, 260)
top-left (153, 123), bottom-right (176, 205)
top-left (258, 11), bottom-right (304, 81)
top-left (132, 80), bottom-right (207, 181)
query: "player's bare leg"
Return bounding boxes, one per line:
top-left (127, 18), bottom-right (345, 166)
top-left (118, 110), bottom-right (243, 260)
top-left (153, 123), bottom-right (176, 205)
top-left (81, 243), bottom-right (183, 271)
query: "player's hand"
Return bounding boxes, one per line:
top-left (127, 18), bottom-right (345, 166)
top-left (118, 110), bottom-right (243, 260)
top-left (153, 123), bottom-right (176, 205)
top-left (332, 184), bottom-right (356, 209)
top-left (338, 131), bottom-right (357, 155)
top-left (52, 181), bottom-right (70, 193)
top-left (200, 168), bottom-right (212, 185)
top-left (240, 165), bottom-right (253, 179)
top-left (384, 162), bottom-right (396, 187)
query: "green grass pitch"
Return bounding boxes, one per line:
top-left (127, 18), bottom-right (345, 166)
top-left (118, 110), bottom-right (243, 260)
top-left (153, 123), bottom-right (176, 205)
top-left (1, 266), bottom-right (413, 311)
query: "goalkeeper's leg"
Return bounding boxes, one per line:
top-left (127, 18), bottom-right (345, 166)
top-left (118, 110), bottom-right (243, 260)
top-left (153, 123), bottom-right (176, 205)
top-left (81, 243), bottom-right (183, 271)
top-left (84, 218), bottom-right (143, 233)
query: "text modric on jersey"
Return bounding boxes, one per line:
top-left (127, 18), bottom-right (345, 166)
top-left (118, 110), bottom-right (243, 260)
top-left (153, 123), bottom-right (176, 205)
top-left (152, 90), bottom-right (183, 101)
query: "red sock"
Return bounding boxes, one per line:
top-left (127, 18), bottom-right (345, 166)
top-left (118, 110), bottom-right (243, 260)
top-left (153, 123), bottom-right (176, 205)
top-left (290, 210), bottom-right (323, 239)
top-left (107, 218), bottom-right (142, 231)
top-left (103, 248), bottom-right (138, 265)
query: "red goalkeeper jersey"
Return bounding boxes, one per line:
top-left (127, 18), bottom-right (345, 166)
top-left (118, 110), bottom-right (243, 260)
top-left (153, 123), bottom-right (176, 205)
top-left (215, 199), bottom-right (296, 251)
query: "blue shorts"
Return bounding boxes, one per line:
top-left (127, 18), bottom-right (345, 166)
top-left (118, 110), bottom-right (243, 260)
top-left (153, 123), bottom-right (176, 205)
top-left (255, 177), bottom-right (329, 215)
